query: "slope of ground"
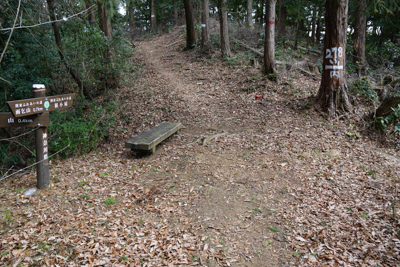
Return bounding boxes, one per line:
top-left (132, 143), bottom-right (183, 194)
top-left (1, 27), bottom-right (399, 267)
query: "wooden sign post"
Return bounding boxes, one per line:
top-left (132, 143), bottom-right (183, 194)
top-left (32, 85), bottom-right (49, 189)
top-left (0, 85), bottom-right (75, 189)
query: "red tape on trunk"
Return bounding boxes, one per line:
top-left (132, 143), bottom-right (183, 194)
top-left (267, 21), bottom-right (275, 24)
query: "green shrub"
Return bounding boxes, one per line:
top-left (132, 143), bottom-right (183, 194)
top-left (48, 97), bottom-right (116, 158)
top-left (349, 78), bottom-right (377, 101)
top-left (373, 104), bottom-right (400, 134)
top-left (0, 143), bottom-right (24, 171)
top-left (367, 41), bottom-right (400, 68)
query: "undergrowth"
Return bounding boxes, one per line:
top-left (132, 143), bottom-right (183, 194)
top-left (0, 98), bottom-right (116, 176)
top-left (49, 97), bottom-right (117, 158)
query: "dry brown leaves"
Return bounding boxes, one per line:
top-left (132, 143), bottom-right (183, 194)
top-left (1, 26), bottom-right (400, 267)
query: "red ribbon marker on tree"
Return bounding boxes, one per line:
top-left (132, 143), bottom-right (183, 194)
top-left (267, 21), bottom-right (275, 24)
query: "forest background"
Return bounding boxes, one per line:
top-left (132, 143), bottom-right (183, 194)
top-left (0, 0), bottom-right (400, 175)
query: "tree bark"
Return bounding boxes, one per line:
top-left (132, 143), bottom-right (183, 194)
top-left (201, 0), bottom-right (210, 49)
top-left (183, 0), bottom-right (196, 49)
top-left (263, 0), bottom-right (276, 77)
top-left (247, 0), bottom-right (254, 30)
top-left (219, 0), bottom-right (231, 57)
top-left (277, 0), bottom-right (286, 40)
top-left (150, 0), bottom-right (157, 29)
top-left (47, 0), bottom-right (92, 100)
top-left (353, 0), bottom-right (367, 76)
top-left (316, 0), bottom-right (352, 116)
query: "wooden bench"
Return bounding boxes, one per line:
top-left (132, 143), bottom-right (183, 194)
top-left (125, 122), bottom-right (182, 154)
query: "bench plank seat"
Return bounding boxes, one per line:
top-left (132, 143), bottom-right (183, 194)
top-left (125, 122), bottom-right (182, 153)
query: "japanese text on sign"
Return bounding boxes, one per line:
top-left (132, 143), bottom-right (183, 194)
top-left (8, 93), bottom-right (75, 117)
top-left (43, 132), bottom-right (48, 161)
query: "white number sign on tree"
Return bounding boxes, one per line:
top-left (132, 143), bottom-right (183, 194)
top-left (316, 0), bottom-right (352, 116)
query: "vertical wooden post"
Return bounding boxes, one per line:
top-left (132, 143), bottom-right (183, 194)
top-left (32, 84), bottom-right (49, 189)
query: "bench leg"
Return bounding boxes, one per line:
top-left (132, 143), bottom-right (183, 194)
top-left (149, 147), bottom-right (156, 154)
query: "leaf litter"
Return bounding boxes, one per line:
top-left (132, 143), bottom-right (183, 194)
top-left (1, 27), bottom-right (400, 266)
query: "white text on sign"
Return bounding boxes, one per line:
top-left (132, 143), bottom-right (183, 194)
top-left (325, 47), bottom-right (344, 79)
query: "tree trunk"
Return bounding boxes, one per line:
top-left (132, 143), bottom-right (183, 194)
top-left (173, 0), bottom-right (179, 24)
top-left (259, 0), bottom-right (264, 24)
top-left (316, 15), bottom-right (321, 44)
top-left (219, 0), bottom-right (231, 57)
top-left (311, 6), bottom-right (317, 46)
top-left (47, 0), bottom-right (93, 100)
top-left (85, 0), bottom-right (96, 23)
top-left (97, 1), bottom-right (112, 40)
top-left (277, 0), bottom-right (286, 40)
top-left (316, 0), bottom-right (352, 116)
top-left (263, 0), bottom-right (276, 77)
top-left (150, 0), bottom-right (157, 29)
top-left (97, 1), bottom-right (106, 33)
top-left (247, 0), bottom-right (254, 30)
top-left (201, 0), bottom-right (210, 49)
top-left (128, 1), bottom-right (135, 28)
top-left (183, 0), bottom-right (196, 49)
top-left (106, 14), bottom-right (112, 41)
top-left (353, 0), bottom-right (367, 76)
top-left (294, 18), bottom-right (300, 48)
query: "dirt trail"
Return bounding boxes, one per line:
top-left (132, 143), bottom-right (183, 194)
top-left (129, 28), bottom-right (400, 266)
top-left (135, 29), bottom-right (298, 266)
top-left (1, 27), bottom-right (399, 267)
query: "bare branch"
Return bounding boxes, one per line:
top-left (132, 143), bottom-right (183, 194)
top-left (0, 76), bottom-right (12, 85)
top-left (0, 4), bottom-right (95, 32)
top-left (0, 0), bottom-right (21, 64)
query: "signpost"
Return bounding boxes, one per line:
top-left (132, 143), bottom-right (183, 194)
top-left (0, 112), bottom-right (49, 128)
top-left (0, 85), bottom-right (75, 189)
top-left (7, 93), bottom-right (75, 117)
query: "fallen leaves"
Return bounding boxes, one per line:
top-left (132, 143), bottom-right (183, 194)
top-left (1, 26), bottom-right (400, 267)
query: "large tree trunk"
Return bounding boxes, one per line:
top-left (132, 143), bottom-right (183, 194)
top-left (201, 0), bottom-right (210, 49)
top-left (47, 0), bottom-right (93, 100)
top-left (219, 0), bottom-right (231, 57)
top-left (316, 0), bottom-right (352, 116)
top-left (353, 0), bottom-right (367, 76)
top-left (247, 0), bottom-right (254, 30)
top-left (263, 0), bottom-right (276, 77)
top-left (183, 0), bottom-right (196, 49)
top-left (277, 0), bottom-right (286, 40)
top-left (150, 0), bottom-right (157, 29)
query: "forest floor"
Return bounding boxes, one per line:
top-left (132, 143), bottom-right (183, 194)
top-left (1, 27), bottom-right (400, 267)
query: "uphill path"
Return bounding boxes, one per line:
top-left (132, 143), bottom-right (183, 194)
top-left (1, 27), bottom-right (399, 267)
